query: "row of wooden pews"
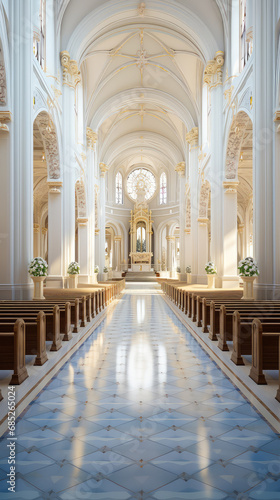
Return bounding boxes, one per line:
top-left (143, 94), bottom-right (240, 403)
top-left (159, 279), bottom-right (280, 403)
top-left (0, 279), bottom-right (125, 400)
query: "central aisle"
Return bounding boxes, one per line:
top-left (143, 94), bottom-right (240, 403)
top-left (1, 284), bottom-right (279, 499)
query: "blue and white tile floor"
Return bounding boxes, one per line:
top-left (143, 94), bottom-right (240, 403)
top-left (0, 283), bottom-right (280, 499)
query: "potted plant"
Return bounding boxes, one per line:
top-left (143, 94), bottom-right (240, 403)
top-left (205, 261), bottom-right (217, 289)
top-left (28, 257), bottom-right (48, 300)
top-left (93, 265), bottom-right (99, 283)
top-left (186, 266), bottom-right (192, 285)
top-left (103, 266), bottom-right (109, 281)
top-left (67, 261), bottom-right (80, 288)
top-left (238, 257), bottom-right (259, 300)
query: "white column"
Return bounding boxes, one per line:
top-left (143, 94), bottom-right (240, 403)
top-left (253, 0), bottom-right (275, 299)
top-left (175, 163), bottom-right (186, 273)
top-left (86, 128), bottom-right (97, 280)
top-left (223, 182), bottom-right (239, 285)
top-left (99, 164), bottom-right (108, 273)
top-left (33, 224), bottom-right (40, 257)
top-left (197, 219), bottom-right (209, 278)
top-left (114, 236), bottom-right (121, 271)
top-left (60, 52), bottom-right (80, 276)
top-left (166, 235), bottom-right (174, 273)
top-left (246, 0), bottom-right (253, 52)
top-left (5, 0), bottom-right (33, 299)
top-left (78, 219), bottom-right (89, 282)
top-left (42, 227), bottom-right (48, 260)
top-left (186, 128), bottom-right (199, 279)
top-left (204, 51), bottom-right (225, 287)
top-left (46, 182), bottom-right (64, 287)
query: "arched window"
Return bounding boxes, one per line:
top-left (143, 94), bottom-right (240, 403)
top-left (160, 172), bottom-right (167, 204)
top-left (115, 172), bottom-right (123, 204)
top-left (33, 0), bottom-right (46, 70)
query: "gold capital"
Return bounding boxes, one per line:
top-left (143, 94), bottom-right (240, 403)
top-left (86, 128), bottom-right (98, 150)
top-left (175, 162), bottom-right (185, 176)
top-left (60, 51), bottom-right (81, 88)
top-left (204, 51), bottom-right (224, 89)
top-left (186, 127), bottom-right (199, 149)
top-left (100, 163), bottom-right (109, 177)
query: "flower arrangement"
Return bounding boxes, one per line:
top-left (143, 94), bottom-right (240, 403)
top-left (205, 262), bottom-right (217, 275)
top-left (94, 265), bottom-right (99, 273)
top-left (67, 262), bottom-right (80, 275)
top-left (176, 266), bottom-right (181, 273)
top-left (28, 257), bottom-right (48, 277)
top-left (103, 266), bottom-right (108, 273)
top-left (186, 266), bottom-right (191, 274)
top-left (238, 257), bottom-right (259, 277)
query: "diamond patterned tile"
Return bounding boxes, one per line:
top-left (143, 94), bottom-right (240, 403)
top-left (1, 283), bottom-right (279, 499)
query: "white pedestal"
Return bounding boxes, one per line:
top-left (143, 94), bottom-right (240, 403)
top-left (187, 273), bottom-right (192, 285)
top-left (207, 275), bottom-right (216, 289)
top-left (92, 274), bottom-right (98, 284)
top-left (241, 276), bottom-right (256, 300)
top-left (68, 274), bottom-right (78, 288)
top-left (102, 273), bottom-right (108, 281)
top-left (31, 276), bottom-right (45, 300)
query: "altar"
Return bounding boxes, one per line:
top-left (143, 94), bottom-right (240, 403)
top-left (129, 195), bottom-right (153, 272)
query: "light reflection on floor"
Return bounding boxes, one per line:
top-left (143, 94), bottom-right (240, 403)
top-left (0, 283), bottom-right (280, 499)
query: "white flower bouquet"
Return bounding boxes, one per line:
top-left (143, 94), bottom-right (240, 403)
top-left (186, 266), bottom-right (191, 274)
top-left (94, 265), bottom-right (99, 273)
top-left (205, 261), bottom-right (217, 275)
top-left (67, 261), bottom-right (80, 275)
top-left (103, 266), bottom-right (108, 273)
top-left (28, 257), bottom-right (48, 277)
top-left (238, 257), bottom-right (259, 277)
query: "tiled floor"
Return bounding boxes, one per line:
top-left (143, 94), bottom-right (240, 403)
top-left (0, 283), bottom-right (280, 499)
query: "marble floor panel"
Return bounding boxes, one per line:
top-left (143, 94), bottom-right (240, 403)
top-left (0, 283), bottom-right (279, 499)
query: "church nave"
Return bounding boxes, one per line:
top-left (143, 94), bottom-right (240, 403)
top-left (0, 284), bottom-right (279, 500)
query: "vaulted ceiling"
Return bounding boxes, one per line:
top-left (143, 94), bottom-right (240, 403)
top-left (58, 0), bottom-right (227, 176)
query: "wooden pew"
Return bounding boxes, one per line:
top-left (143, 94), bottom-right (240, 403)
top-left (0, 312), bottom-right (47, 366)
top-left (231, 311), bottom-right (280, 366)
top-left (0, 302), bottom-right (72, 341)
top-left (0, 319), bottom-right (29, 384)
top-left (0, 305), bottom-right (61, 351)
top-left (218, 305), bottom-right (280, 351)
top-left (249, 319), bottom-right (280, 387)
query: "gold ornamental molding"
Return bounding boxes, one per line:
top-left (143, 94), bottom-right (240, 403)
top-left (60, 51), bottom-right (81, 88)
top-left (0, 111), bottom-right (12, 132)
top-left (186, 127), bottom-right (199, 149)
top-left (95, 229), bottom-right (100, 235)
top-left (184, 228), bottom-right (191, 234)
top-left (42, 227), bottom-right (48, 235)
top-left (223, 181), bottom-right (239, 193)
top-left (197, 217), bottom-right (209, 226)
top-left (274, 111), bottom-right (280, 132)
top-left (204, 51), bottom-right (224, 90)
top-left (33, 223), bottom-right (40, 234)
top-left (47, 181), bottom-right (63, 194)
top-left (114, 236), bottom-right (122, 242)
top-left (86, 128), bottom-right (98, 150)
top-left (166, 235), bottom-right (175, 241)
top-left (100, 163), bottom-right (109, 177)
top-left (175, 162), bottom-right (185, 176)
top-left (77, 218), bottom-right (88, 226)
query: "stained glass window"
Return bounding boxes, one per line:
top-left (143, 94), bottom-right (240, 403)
top-left (127, 168), bottom-right (156, 202)
top-left (160, 172), bottom-right (167, 204)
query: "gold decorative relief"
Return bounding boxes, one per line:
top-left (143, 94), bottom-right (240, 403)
top-left (186, 127), bottom-right (199, 149)
top-left (175, 162), bottom-right (185, 176)
top-left (86, 128), bottom-right (98, 150)
top-left (100, 163), bottom-right (109, 177)
top-left (204, 51), bottom-right (224, 90)
top-left (60, 51), bottom-right (81, 88)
